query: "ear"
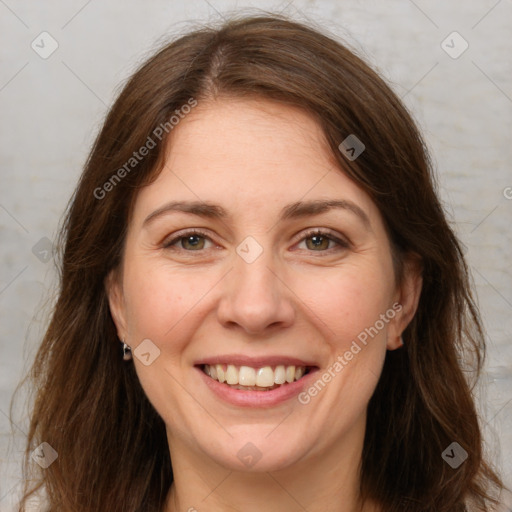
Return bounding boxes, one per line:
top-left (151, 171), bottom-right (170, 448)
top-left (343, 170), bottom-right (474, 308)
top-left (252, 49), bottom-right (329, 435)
top-left (386, 253), bottom-right (423, 350)
top-left (105, 269), bottom-right (128, 341)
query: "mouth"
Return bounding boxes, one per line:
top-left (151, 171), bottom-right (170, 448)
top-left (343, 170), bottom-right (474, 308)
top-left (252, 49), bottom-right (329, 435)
top-left (199, 363), bottom-right (316, 391)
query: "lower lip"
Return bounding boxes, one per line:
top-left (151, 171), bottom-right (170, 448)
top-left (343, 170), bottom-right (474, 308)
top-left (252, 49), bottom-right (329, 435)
top-left (196, 366), bottom-right (318, 407)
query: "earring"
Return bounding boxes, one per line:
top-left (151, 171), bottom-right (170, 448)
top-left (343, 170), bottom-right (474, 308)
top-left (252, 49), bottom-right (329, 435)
top-left (122, 341), bottom-right (132, 361)
top-left (399, 335), bottom-right (405, 347)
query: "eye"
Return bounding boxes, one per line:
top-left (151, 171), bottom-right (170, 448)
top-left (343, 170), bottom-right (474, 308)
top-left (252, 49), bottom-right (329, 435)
top-left (162, 228), bottom-right (349, 254)
top-left (162, 230), bottom-right (214, 251)
top-left (297, 229), bottom-right (349, 252)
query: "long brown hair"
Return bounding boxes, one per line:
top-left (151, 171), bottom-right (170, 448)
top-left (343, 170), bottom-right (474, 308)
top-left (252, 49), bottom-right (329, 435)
top-left (14, 12), bottom-right (505, 511)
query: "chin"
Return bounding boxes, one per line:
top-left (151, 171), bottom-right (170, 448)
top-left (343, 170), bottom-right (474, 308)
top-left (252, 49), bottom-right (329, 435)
top-left (197, 426), bottom-right (311, 472)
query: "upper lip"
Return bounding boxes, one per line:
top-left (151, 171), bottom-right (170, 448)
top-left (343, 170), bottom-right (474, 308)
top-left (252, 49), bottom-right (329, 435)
top-left (194, 355), bottom-right (319, 368)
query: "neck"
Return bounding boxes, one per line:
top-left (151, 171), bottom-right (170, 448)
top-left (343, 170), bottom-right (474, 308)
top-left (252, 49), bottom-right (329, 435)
top-left (163, 416), bottom-right (379, 512)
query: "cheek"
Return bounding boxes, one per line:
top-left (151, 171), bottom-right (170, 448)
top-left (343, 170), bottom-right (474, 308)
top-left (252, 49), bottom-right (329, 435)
top-left (295, 262), bottom-right (394, 427)
top-left (298, 259), bottom-right (395, 348)
top-left (122, 258), bottom-right (221, 349)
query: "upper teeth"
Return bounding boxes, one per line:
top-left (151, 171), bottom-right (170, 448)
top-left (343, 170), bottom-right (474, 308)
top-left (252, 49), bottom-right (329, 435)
top-left (204, 364), bottom-right (306, 387)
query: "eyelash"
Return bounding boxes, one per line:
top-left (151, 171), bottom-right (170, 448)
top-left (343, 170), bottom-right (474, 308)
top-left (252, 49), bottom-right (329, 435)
top-left (162, 229), bottom-right (213, 251)
top-left (162, 228), bottom-right (349, 254)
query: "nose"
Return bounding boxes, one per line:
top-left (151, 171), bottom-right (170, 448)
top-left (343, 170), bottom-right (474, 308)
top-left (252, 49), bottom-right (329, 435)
top-left (216, 250), bottom-right (296, 335)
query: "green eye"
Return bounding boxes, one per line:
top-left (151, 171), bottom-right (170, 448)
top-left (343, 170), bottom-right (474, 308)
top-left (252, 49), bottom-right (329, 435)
top-left (305, 234), bottom-right (331, 251)
top-left (163, 230), bottom-right (212, 251)
top-left (299, 230), bottom-right (348, 252)
top-left (181, 235), bottom-right (206, 250)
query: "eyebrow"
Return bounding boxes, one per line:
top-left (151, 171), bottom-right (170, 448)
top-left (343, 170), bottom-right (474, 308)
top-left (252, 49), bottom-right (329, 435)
top-left (143, 199), bottom-right (371, 229)
top-left (280, 199), bottom-right (370, 229)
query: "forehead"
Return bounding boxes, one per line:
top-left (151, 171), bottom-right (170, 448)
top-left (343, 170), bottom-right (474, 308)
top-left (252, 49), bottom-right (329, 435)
top-left (132, 97), bottom-right (382, 227)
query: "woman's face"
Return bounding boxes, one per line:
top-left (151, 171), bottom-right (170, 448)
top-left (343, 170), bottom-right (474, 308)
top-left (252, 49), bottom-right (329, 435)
top-left (108, 97), bottom-right (420, 473)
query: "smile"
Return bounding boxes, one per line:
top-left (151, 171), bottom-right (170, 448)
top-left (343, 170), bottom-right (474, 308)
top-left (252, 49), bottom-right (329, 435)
top-left (202, 364), bottom-right (311, 391)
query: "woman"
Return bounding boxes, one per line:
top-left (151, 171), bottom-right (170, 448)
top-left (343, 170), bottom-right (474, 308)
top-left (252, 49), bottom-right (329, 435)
top-left (17, 13), bottom-right (506, 512)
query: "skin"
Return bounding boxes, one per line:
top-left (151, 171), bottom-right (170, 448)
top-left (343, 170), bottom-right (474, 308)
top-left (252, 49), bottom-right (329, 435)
top-left (107, 97), bottom-right (422, 512)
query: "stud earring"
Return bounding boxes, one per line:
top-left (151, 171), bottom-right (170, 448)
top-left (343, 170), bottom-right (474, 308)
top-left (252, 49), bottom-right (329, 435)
top-left (122, 340), bottom-right (132, 361)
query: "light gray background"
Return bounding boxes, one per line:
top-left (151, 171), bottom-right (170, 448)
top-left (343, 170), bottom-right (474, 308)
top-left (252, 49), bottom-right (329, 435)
top-left (1, 0), bottom-right (511, 510)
